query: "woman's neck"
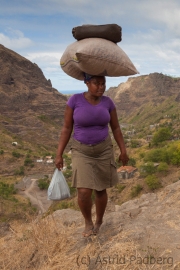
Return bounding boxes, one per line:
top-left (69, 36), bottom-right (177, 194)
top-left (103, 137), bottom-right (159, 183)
top-left (83, 92), bottom-right (101, 105)
top-left (86, 92), bottom-right (99, 100)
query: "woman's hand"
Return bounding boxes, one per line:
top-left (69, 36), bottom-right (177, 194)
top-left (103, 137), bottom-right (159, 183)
top-left (55, 155), bottom-right (63, 170)
top-left (118, 152), bottom-right (129, 166)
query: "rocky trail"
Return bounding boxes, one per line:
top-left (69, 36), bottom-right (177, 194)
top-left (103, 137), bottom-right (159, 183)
top-left (17, 175), bottom-right (52, 213)
top-left (1, 180), bottom-right (180, 269)
top-left (51, 180), bottom-right (180, 268)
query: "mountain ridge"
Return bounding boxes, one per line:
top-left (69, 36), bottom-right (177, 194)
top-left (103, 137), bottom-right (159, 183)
top-left (106, 72), bottom-right (180, 117)
top-left (0, 44), bottom-right (67, 150)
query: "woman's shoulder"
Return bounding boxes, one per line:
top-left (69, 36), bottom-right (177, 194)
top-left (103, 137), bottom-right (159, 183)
top-left (67, 93), bottom-right (84, 108)
top-left (102, 95), bottom-right (116, 110)
top-left (102, 95), bottom-right (112, 101)
top-left (68, 93), bottom-right (83, 102)
top-left (102, 95), bottom-right (114, 104)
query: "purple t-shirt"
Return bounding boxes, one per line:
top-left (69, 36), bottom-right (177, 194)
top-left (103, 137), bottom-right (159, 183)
top-left (67, 93), bottom-right (115, 145)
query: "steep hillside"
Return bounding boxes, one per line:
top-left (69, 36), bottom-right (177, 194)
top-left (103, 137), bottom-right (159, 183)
top-left (0, 44), bottom-right (68, 175)
top-left (106, 73), bottom-right (180, 123)
top-left (0, 44), bottom-right (67, 150)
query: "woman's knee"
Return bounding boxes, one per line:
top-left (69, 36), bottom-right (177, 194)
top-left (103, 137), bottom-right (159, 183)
top-left (95, 189), bottom-right (107, 198)
top-left (78, 188), bottom-right (92, 201)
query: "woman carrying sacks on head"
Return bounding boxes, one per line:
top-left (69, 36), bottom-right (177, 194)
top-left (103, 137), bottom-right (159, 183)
top-left (55, 73), bottom-right (129, 237)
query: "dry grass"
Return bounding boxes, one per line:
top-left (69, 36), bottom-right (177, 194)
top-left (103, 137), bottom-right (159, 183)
top-left (0, 216), bottom-right (76, 270)
top-left (0, 214), bottom-right (175, 270)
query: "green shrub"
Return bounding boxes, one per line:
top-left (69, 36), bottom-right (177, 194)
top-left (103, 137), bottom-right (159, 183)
top-left (24, 158), bottom-right (34, 166)
top-left (144, 148), bottom-right (169, 163)
top-left (55, 201), bottom-right (76, 210)
top-left (131, 184), bottom-right (143, 198)
top-left (145, 175), bottom-right (161, 190)
top-left (130, 139), bottom-right (139, 148)
top-left (43, 152), bottom-right (51, 157)
top-left (116, 184), bottom-right (126, 193)
top-left (0, 182), bottom-right (17, 198)
top-left (139, 152), bottom-right (145, 159)
top-left (140, 162), bottom-right (157, 176)
top-left (11, 197), bottom-right (18, 203)
top-left (128, 157), bottom-right (136, 167)
top-left (170, 150), bottom-right (180, 165)
top-left (144, 143), bottom-right (180, 165)
top-left (38, 176), bottom-right (50, 190)
top-left (157, 162), bottom-right (169, 174)
top-left (0, 150), bottom-right (4, 155)
top-left (12, 151), bottom-right (21, 158)
top-left (152, 127), bottom-right (171, 146)
top-left (14, 166), bottom-right (25, 176)
top-left (38, 115), bottom-right (47, 121)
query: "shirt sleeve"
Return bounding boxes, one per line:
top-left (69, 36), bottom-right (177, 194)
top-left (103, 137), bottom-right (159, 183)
top-left (67, 94), bottom-right (76, 110)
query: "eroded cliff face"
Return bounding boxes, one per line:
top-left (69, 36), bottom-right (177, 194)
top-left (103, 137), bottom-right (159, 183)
top-left (106, 73), bottom-right (180, 116)
top-left (0, 44), bottom-right (67, 148)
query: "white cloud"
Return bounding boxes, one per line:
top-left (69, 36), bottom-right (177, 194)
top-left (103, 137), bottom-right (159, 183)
top-left (1, 0), bottom-right (179, 25)
top-left (118, 23), bottom-right (180, 77)
top-left (140, 1), bottom-right (180, 35)
top-left (0, 29), bottom-right (33, 50)
top-left (1, 0), bottom-right (180, 92)
top-left (25, 52), bottom-right (62, 65)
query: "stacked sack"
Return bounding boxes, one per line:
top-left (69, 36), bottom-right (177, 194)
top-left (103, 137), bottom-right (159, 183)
top-left (60, 24), bottom-right (139, 80)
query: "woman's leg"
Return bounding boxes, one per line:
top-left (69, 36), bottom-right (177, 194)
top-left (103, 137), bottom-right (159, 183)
top-left (77, 188), bottom-right (94, 236)
top-left (94, 189), bottom-right (108, 234)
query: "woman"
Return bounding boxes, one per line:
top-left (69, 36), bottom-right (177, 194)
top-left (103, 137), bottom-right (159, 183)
top-left (55, 74), bottom-right (129, 237)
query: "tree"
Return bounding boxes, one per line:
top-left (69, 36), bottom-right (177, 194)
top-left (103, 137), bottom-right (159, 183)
top-left (152, 127), bottom-right (171, 145)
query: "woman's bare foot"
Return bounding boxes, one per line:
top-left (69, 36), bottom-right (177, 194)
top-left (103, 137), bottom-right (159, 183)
top-left (82, 223), bottom-right (94, 237)
top-left (93, 222), bottom-right (102, 235)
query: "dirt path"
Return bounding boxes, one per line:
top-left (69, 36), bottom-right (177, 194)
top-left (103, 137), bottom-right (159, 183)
top-left (24, 179), bottom-right (46, 213)
top-left (17, 175), bottom-right (52, 214)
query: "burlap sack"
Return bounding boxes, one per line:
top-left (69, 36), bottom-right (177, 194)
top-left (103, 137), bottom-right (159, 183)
top-left (72, 24), bottom-right (122, 43)
top-left (60, 38), bottom-right (139, 80)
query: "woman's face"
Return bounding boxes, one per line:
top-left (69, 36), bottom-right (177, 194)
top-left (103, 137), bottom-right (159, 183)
top-left (86, 76), bottom-right (106, 97)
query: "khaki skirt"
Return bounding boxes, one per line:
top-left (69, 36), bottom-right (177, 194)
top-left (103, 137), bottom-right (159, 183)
top-left (71, 135), bottom-right (119, 191)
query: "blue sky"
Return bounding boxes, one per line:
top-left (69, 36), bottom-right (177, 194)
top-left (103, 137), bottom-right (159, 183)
top-left (0, 0), bottom-right (180, 93)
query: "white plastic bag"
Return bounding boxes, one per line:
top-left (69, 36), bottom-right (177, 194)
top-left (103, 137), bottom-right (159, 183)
top-left (47, 169), bottom-right (71, 200)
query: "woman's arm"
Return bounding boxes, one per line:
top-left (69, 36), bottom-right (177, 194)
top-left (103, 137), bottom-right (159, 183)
top-left (109, 108), bottom-right (129, 166)
top-left (55, 105), bottom-right (74, 170)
